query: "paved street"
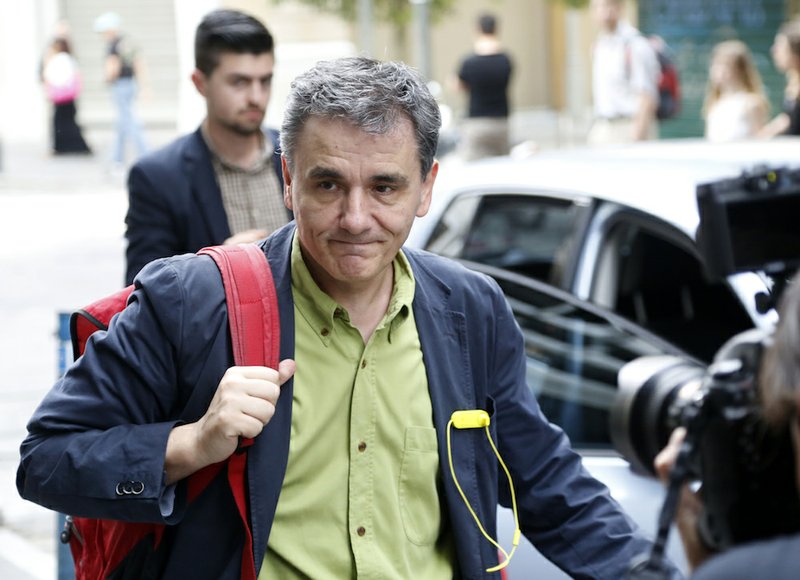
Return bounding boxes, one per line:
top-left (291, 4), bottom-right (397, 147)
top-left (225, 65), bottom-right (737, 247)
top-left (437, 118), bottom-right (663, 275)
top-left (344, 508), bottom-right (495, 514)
top-left (0, 138), bottom-right (141, 579)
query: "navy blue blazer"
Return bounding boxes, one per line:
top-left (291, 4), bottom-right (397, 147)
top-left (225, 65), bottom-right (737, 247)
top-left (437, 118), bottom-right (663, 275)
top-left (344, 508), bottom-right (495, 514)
top-left (19, 224), bottom-right (657, 579)
top-left (124, 126), bottom-right (287, 285)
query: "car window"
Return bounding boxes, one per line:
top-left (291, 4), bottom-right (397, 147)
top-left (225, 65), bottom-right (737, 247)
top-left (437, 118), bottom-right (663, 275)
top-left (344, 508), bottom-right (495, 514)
top-left (594, 221), bottom-right (753, 362)
top-left (426, 194), bottom-right (585, 286)
top-left (477, 264), bottom-right (689, 450)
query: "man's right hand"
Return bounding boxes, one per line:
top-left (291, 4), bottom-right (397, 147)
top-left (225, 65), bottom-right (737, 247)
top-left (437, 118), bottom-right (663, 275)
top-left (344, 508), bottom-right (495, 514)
top-left (165, 359), bottom-right (295, 485)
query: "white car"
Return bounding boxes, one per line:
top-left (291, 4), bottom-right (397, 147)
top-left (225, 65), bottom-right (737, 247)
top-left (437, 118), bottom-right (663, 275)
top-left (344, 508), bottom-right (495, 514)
top-left (408, 138), bottom-right (800, 578)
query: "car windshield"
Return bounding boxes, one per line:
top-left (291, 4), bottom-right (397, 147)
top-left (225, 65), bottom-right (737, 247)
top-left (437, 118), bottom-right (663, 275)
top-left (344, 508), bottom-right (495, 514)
top-left (426, 194), bottom-right (586, 286)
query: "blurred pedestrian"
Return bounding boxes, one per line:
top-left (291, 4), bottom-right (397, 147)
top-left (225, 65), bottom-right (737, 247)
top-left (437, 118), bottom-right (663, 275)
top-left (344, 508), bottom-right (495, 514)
top-left (42, 35), bottom-right (92, 155)
top-left (93, 11), bottom-right (149, 167)
top-left (760, 18), bottom-right (800, 137)
top-left (124, 9), bottom-right (289, 285)
top-left (455, 13), bottom-right (513, 160)
top-left (587, 0), bottom-right (660, 145)
top-left (703, 40), bottom-right (769, 142)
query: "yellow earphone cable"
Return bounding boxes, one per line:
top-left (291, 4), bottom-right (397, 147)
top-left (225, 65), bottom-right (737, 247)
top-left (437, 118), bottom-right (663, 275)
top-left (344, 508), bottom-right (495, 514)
top-left (446, 419), bottom-right (521, 573)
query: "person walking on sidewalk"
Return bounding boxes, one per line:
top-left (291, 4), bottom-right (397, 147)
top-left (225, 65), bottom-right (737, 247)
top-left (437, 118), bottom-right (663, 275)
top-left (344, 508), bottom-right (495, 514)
top-left (760, 18), bottom-right (800, 137)
top-left (587, 0), bottom-right (660, 145)
top-left (94, 12), bottom-right (149, 168)
top-left (42, 35), bottom-right (92, 155)
top-left (456, 13), bottom-right (513, 160)
top-left (124, 9), bottom-right (289, 284)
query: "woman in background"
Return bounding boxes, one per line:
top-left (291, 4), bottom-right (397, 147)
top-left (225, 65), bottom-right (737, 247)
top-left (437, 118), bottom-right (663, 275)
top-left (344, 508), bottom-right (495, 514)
top-left (703, 40), bottom-right (768, 142)
top-left (42, 37), bottom-right (92, 154)
top-left (760, 18), bottom-right (800, 137)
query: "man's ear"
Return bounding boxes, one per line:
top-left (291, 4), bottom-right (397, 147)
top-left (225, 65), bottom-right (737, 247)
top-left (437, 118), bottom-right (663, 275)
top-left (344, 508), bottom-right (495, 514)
top-left (416, 159), bottom-right (439, 218)
top-left (191, 69), bottom-right (206, 97)
top-left (281, 155), bottom-right (293, 210)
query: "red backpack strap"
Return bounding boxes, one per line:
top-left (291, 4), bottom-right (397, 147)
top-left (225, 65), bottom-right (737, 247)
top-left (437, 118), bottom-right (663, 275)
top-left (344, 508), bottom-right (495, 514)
top-left (199, 244), bottom-right (280, 372)
top-left (195, 243), bottom-right (279, 580)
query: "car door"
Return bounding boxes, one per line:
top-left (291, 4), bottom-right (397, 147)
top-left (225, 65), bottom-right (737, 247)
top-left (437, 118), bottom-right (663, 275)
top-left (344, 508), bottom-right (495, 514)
top-left (459, 260), bottom-right (691, 578)
top-left (580, 206), bottom-right (756, 362)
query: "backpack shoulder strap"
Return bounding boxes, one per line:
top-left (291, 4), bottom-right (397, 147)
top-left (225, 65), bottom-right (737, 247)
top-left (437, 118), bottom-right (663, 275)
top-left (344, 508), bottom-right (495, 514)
top-left (195, 243), bottom-right (278, 580)
top-left (198, 244), bottom-right (280, 370)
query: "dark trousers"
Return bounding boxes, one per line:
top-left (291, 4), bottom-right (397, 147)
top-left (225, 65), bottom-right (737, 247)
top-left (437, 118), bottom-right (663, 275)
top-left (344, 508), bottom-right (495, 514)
top-left (53, 101), bottom-right (91, 154)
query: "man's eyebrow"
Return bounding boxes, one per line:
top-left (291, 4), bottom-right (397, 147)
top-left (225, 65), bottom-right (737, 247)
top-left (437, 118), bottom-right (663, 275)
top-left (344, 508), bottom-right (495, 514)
top-left (372, 173), bottom-right (409, 187)
top-left (226, 72), bottom-right (273, 82)
top-left (306, 167), bottom-right (409, 187)
top-left (308, 166), bottom-right (343, 180)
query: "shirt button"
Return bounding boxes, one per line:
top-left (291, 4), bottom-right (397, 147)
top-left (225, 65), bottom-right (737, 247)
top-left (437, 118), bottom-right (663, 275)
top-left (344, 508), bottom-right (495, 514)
top-left (357, 526), bottom-right (366, 537)
top-left (358, 441), bottom-right (367, 452)
top-left (321, 328), bottom-right (330, 337)
top-left (360, 360), bottom-right (366, 369)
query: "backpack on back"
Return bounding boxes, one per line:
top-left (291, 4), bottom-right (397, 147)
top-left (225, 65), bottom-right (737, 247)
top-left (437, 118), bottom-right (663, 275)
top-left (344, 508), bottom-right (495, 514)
top-left (624, 34), bottom-right (681, 121)
top-left (651, 36), bottom-right (681, 120)
top-left (62, 244), bottom-right (278, 580)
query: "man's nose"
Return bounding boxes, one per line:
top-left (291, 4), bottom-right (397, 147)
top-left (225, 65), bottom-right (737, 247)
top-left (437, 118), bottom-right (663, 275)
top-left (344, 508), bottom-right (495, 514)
top-left (340, 189), bottom-right (370, 232)
top-left (247, 81), bottom-right (269, 104)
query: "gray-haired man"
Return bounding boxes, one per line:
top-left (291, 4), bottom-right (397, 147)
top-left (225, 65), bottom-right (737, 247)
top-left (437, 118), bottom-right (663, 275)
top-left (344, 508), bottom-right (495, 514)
top-left (19, 57), bottom-right (666, 579)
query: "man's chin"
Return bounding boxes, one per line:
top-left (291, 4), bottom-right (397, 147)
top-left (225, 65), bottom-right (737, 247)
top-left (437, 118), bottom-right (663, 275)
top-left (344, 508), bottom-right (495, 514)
top-left (230, 124), bottom-right (264, 137)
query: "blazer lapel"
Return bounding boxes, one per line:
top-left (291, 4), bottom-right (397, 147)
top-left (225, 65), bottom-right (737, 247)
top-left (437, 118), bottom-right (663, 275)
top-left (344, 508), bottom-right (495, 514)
top-left (408, 253), bottom-right (486, 577)
top-left (410, 258), bottom-right (477, 417)
top-left (184, 128), bottom-right (231, 244)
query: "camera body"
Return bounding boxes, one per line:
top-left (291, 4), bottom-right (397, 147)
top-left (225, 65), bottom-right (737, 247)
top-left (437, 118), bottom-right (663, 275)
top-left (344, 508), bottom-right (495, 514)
top-left (696, 165), bottom-right (800, 279)
top-left (612, 166), bottom-right (800, 552)
top-left (613, 330), bottom-right (800, 551)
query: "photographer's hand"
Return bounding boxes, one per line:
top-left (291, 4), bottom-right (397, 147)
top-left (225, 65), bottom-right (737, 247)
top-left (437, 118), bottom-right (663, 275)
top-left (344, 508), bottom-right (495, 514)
top-left (654, 428), bottom-right (713, 572)
top-left (164, 360), bottom-right (296, 485)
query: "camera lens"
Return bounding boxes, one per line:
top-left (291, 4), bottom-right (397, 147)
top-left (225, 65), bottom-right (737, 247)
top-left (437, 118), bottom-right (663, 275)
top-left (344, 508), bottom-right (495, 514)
top-left (610, 355), bottom-right (705, 475)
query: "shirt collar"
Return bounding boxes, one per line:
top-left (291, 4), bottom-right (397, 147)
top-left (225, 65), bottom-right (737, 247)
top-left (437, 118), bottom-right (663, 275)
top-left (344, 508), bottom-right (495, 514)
top-left (290, 233), bottom-right (414, 345)
top-left (200, 123), bottom-right (273, 173)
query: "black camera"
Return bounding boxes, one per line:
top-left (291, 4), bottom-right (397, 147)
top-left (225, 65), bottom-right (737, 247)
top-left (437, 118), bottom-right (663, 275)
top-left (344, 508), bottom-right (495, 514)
top-left (695, 165), bottom-right (800, 280)
top-left (612, 330), bottom-right (800, 551)
top-left (610, 166), bottom-right (800, 563)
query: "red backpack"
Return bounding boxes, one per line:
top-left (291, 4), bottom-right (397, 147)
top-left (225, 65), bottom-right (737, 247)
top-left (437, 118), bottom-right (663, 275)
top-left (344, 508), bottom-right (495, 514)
top-left (623, 34), bottom-right (681, 121)
top-left (62, 244), bottom-right (278, 580)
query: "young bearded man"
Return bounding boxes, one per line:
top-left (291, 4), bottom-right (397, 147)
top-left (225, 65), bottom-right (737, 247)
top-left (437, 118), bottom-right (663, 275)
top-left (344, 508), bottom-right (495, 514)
top-left (124, 9), bottom-right (290, 285)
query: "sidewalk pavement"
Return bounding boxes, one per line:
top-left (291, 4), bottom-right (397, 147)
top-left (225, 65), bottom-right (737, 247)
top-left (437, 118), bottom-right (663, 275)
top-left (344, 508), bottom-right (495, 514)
top-left (0, 135), bottom-right (169, 580)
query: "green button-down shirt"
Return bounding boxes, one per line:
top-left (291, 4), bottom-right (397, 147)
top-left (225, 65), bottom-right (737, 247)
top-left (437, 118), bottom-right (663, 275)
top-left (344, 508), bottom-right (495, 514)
top-left (259, 235), bottom-right (455, 579)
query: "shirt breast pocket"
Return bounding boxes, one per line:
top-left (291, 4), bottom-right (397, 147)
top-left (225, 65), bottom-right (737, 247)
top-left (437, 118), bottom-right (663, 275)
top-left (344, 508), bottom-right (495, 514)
top-left (398, 426), bottom-right (442, 546)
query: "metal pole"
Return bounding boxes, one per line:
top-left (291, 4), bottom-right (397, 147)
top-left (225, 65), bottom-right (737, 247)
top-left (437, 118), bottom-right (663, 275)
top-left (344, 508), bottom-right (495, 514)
top-left (56, 312), bottom-right (76, 580)
top-left (409, 0), bottom-right (431, 80)
top-left (357, 0), bottom-right (374, 57)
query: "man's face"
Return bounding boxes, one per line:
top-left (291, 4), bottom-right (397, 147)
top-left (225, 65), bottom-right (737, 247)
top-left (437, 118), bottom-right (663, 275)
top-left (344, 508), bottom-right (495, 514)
top-left (192, 51), bottom-right (274, 136)
top-left (283, 116), bottom-right (437, 295)
top-left (591, 0), bottom-right (622, 32)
